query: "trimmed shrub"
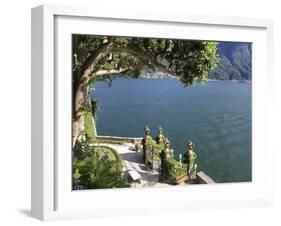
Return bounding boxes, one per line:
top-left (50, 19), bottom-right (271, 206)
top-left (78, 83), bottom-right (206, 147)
top-left (73, 146), bottom-right (129, 189)
top-left (160, 158), bottom-right (187, 184)
top-left (82, 110), bottom-right (97, 141)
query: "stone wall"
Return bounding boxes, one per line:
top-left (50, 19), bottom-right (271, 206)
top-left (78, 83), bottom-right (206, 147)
top-left (96, 135), bottom-right (143, 144)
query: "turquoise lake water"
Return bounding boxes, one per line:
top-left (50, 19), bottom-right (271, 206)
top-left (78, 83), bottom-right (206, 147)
top-left (92, 78), bottom-right (252, 183)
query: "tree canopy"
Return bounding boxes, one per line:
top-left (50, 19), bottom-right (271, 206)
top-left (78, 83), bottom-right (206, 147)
top-left (73, 35), bottom-right (219, 86)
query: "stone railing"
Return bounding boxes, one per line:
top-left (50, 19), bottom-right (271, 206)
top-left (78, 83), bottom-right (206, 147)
top-left (196, 171), bottom-right (216, 184)
top-left (96, 135), bottom-right (143, 144)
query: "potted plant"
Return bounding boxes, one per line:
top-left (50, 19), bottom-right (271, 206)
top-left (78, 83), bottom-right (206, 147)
top-left (135, 143), bottom-right (142, 152)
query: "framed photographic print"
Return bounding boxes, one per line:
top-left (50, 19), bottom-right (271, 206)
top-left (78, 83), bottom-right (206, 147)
top-left (31, 4), bottom-right (274, 221)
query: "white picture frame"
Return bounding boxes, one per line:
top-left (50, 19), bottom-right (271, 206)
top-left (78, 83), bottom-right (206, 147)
top-left (31, 4), bottom-right (274, 221)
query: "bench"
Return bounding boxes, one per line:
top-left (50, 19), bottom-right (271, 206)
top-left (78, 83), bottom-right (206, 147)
top-left (128, 170), bottom-right (142, 183)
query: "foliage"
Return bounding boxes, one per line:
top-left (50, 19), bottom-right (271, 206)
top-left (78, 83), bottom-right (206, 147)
top-left (73, 35), bottom-right (219, 86)
top-left (82, 110), bottom-right (96, 141)
top-left (143, 136), bottom-right (162, 161)
top-left (144, 141), bottom-right (154, 163)
top-left (91, 99), bottom-right (99, 120)
top-left (79, 136), bottom-right (95, 157)
top-left (152, 143), bottom-right (165, 161)
top-left (73, 145), bottom-right (129, 189)
top-left (161, 159), bottom-right (187, 184)
top-left (142, 132), bottom-right (187, 183)
top-left (143, 136), bottom-right (170, 161)
top-left (89, 82), bottom-right (100, 121)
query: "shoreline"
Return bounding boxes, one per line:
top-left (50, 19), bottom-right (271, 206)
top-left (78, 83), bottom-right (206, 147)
top-left (206, 79), bottom-right (251, 84)
top-left (138, 75), bottom-right (251, 84)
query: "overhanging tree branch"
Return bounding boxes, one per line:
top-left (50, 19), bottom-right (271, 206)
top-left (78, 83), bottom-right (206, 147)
top-left (80, 39), bottom-right (114, 76)
top-left (110, 47), bottom-right (176, 77)
top-left (92, 68), bottom-right (131, 78)
top-left (88, 68), bottom-right (133, 87)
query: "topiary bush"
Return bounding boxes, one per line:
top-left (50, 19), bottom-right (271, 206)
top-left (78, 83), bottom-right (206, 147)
top-left (160, 158), bottom-right (187, 184)
top-left (73, 146), bottom-right (129, 189)
top-left (153, 143), bottom-right (165, 160)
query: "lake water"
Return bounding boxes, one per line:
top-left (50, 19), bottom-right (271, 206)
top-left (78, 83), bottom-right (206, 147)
top-left (92, 78), bottom-right (252, 183)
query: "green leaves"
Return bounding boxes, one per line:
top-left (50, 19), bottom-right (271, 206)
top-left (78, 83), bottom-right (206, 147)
top-left (73, 146), bottom-right (129, 189)
top-left (73, 35), bottom-right (219, 86)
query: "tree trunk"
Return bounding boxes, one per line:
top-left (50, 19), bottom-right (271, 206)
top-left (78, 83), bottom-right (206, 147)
top-left (72, 69), bottom-right (91, 148)
top-left (72, 40), bottom-right (114, 148)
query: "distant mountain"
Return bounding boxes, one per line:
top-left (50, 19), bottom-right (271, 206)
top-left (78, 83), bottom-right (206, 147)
top-left (209, 42), bottom-right (252, 80)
